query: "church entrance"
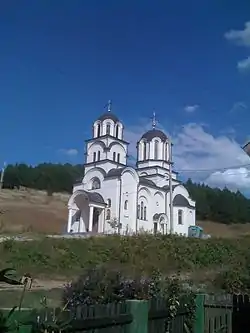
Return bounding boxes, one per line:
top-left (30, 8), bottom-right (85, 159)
top-left (67, 190), bottom-right (106, 234)
top-left (92, 208), bottom-right (100, 233)
top-left (153, 222), bottom-right (158, 235)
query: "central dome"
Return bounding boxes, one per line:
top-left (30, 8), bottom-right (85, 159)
top-left (141, 129), bottom-right (168, 142)
top-left (97, 112), bottom-right (120, 123)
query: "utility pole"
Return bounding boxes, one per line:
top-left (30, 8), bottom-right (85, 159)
top-left (169, 138), bottom-right (174, 234)
top-left (0, 162), bottom-right (6, 190)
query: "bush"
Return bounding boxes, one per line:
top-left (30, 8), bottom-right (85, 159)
top-left (63, 266), bottom-right (193, 307)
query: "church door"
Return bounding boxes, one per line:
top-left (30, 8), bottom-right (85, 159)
top-left (92, 208), bottom-right (100, 233)
top-left (153, 222), bottom-right (158, 235)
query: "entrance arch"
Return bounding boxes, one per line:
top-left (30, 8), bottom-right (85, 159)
top-left (67, 190), bottom-right (106, 233)
top-left (153, 213), bottom-right (168, 235)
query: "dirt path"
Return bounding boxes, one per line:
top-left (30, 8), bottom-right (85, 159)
top-left (0, 279), bottom-right (67, 291)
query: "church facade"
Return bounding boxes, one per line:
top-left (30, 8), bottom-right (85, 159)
top-left (67, 104), bottom-right (196, 236)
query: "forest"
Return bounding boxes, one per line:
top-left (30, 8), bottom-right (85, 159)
top-left (1, 163), bottom-right (250, 224)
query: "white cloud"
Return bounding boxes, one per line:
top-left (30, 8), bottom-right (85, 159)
top-left (225, 21), bottom-right (250, 47)
top-left (184, 105), bottom-right (199, 113)
top-left (230, 101), bottom-right (247, 113)
top-left (237, 57), bottom-right (250, 72)
top-left (125, 122), bottom-right (250, 191)
top-left (58, 148), bottom-right (78, 156)
top-left (225, 22), bottom-right (250, 73)
top-left (206, 168), bottom-right (250, 191)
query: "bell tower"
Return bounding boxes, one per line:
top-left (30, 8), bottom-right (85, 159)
top-left (84, 101), bottom-right (129, 174)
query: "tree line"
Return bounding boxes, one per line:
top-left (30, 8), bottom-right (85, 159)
top-left (1, 163), bottom-right (250, 224)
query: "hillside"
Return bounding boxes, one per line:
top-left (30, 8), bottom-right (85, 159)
top-left (1, 234), bottom-right (250, 294)
top-left (1, 162), bottom-right (250, 235)
top-left (1, 189), bottom-right (250, 237)
top-left (0, 189), bottom-right (68, 234)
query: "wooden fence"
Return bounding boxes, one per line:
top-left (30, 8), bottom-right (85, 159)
top-left (4, 293), bottom-right (250, 333)
top-left (5, 297), bottom-right (192, 333)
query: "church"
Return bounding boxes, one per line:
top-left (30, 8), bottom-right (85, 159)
top-left (67, 102), bottom-right (196, 236)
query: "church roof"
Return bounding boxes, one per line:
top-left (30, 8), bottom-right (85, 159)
top-left (173, 194), bottom-right (194, 208)
top-left (86, 191), bottom-right (106, 205)
top-left (105, 167), bottom-right (125, 178)
top-left (141, 129), bottom-right (168, 142)
top-left (139, 178), bottom-right (156, 187)
top-left (97, 112), bottom-right (120, 123)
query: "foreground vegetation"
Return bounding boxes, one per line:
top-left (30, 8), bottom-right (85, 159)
top-left (2, 163), bottom-right (250, 224)
top-left (1, 234), bottom-right (250, 293)
top-left (0, 267), bottom-right (196, 333)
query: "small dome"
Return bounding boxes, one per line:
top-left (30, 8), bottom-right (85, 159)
top-left (97, 112), bottom-right (119, 123)
top-left (141, 129), bottom-right (168, 142)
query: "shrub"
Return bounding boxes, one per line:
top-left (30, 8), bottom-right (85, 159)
top-left (63, 266), bottom-right (191, 307)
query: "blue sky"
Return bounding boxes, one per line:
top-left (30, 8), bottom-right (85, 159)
top-left (1, 1), bottom-right (250, 189)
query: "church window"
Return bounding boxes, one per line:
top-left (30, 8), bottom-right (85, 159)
top-left (115, 125), bottom-right (119, 138)
top-left (178, 209), bottom-right (183, 225)
top-left (140, 201), bottom-right (144, 220)
top-left (106, 123), bottom-right (111, 135)
top-left (154, 140), bottom-right (159, 159)
top-left (137, 204), bottom-right (140, 218)
top-left (92, 177), bottom-right (101, 190)
top-left (165, 144), bottom-right (168, 161)
top-left (117, 153), bottom-right (120, 163)
top-left (97, 151), bottom-right (101, 161)
top-left (93, 152), bottom-right (96, 162)
top-left (143, 206), bottom-right (147, 220)
top-left (106, 209), bottom-right (111, 220)
top-left (124, 200), bottom-right (128, 210)
top-left (107, 198), bottom-right (111, 207)
top-left (143, 141), bottom-right (147, 160)
top-left (113, 152), bottom-right (116, 161)
top-left (97, 124), bottom-right (101, 137)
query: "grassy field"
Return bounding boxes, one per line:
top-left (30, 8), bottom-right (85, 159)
top-left (0, 234), bottom-right (249, 294)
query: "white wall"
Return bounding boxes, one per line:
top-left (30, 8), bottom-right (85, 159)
top-left (168, 185), bottom-right (196, 236)
top-left (120, 169), bottom-right (138, 234)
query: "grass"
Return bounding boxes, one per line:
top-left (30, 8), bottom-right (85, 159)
top-left (0, 234), bottom-right (249, 280)
top-left (0, 288), bottom-right (62, 309)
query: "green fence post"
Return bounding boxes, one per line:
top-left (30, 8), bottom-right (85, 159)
top-left (125, 299), bottom-right (149, 333)
top-left (194, 294), bottom-right (205, 333)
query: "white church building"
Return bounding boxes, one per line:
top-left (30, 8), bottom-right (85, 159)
top-left (67, 103), bottom-right (196, 236)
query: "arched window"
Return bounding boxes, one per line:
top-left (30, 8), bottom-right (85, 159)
top-left (137, 204), bottom-right (140, 219)
top-left (115, 125), bottom-right (119, 138)
top-left (92, 177), bottom-right (101, 190)
top-left (106, 209), bottom-right (111, 220)
top-left (178, 209), bottom-right (183, 225)
top-left (97, 151), bottom-right (101, 161)
top-left (97, 124), bottom-right (101, 137)
top-left (154, 140), bottom-right (159, 159)
top-left (113, 152), bottom-right (116, 161)
top-left (140, 201), bottom-right (144, 220)
top-left (93, 152), bottom-right (96, 162)
top-left (107, 198), bottom-right (111, 207)
top-left (106, 123), bottom-right (111, 135)
top-left (124, 200), bottom-right (128, 210)
top-left (143, 206), bottom-right (147, 220)
top-left (143, 142), bottom-right (147, 160)
top-left (117, 153), bottom-right (120, 163)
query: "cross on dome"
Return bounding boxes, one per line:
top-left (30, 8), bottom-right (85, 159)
top-left (152, 111), bottom-right (157, 129)
top-left (107, 100), bottom-right (112, 112)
